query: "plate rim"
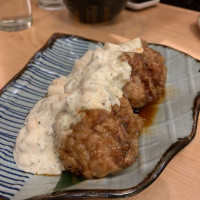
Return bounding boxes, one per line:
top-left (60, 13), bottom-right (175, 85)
top-left (1, 33), bottom-right (200, 199)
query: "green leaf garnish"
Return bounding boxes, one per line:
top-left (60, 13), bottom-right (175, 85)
top-left (53, 171), bottom-right (85, 193)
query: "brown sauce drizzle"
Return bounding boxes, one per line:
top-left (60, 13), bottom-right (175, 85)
top-left (139, 91), bottom-right (166, 128)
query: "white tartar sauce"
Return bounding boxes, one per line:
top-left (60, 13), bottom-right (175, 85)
top-left (14, 38), bottom-right (143, 175)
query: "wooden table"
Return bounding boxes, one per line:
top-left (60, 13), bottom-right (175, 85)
top-left (0, 1), bottom-right (200, 199)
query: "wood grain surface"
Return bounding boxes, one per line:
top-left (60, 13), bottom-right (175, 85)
top-left (0, 1), bottom-right (200, 199)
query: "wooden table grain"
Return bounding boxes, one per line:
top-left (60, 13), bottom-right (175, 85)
top-left (0, 1), bottom-right (200, 199)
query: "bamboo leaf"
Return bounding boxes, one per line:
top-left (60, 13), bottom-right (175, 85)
top-left (53, 171), bottom-right (85, 193)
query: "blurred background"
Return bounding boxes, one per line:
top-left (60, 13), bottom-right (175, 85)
top-left (160, 0), bottom-right (200, 11)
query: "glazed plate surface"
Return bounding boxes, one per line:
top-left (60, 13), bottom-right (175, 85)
top-left (0, 34), bottom-right (199, 200)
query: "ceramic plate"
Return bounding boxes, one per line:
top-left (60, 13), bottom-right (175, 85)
top-left (0, 34), bottom-right (200, 200)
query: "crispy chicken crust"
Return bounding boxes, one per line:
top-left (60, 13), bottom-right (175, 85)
top-left (58, 97), bottom-right (143, 178)
top-left (122, 41), bottom-right (167, 108)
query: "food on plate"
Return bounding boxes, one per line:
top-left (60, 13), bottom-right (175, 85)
top-left (122, 41), bottom-right (167, 108)
top-left (58, 97), bottom-right (143, 178)
top-left (14, 38), bottom-right (166, 178)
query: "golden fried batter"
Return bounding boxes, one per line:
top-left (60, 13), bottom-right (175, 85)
top-left (122, 41), bottom-right (167, 108)
top-left (58, 97), bottom-right (143, 178)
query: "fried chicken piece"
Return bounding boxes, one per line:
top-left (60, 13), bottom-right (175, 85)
top-left (58, 97), bottom-right (143, 178)
top-left (122, 41), bottom-right (167, 108)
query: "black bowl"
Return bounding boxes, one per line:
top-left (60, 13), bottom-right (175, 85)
top-left (63, 0), bottom-right (128, 23)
